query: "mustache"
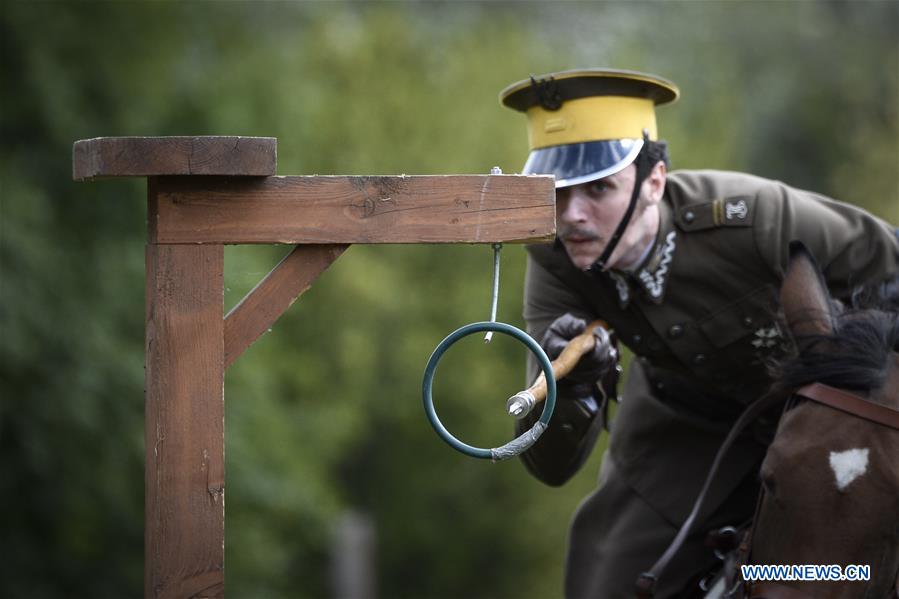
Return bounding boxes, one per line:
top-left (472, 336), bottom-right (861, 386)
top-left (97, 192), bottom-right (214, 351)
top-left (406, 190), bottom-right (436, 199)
top-left (558, 225), bottom-right (602, 242)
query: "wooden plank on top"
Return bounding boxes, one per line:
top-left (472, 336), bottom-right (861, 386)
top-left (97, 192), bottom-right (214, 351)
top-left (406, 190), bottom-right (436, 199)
top-left (73, 136), bottom-right (277, 181)
top-left (151, 174), bottom-right (556, 244)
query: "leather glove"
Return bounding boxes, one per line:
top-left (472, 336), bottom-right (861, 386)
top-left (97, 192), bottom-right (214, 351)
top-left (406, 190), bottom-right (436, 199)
top-left (541, 314), bottom-right (617, 387)
top-left (515, 314), bottom-right (620, 486)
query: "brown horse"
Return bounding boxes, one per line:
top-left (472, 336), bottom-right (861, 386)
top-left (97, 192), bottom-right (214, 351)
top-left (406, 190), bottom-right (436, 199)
top-left (737, 246), bottom-right (899, 598)
top-left (637, 245), bottom-right (899, 599)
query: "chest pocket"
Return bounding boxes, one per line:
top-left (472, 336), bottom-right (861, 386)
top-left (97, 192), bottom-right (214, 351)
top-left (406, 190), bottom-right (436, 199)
top-left (697, 285), bottom-right (783, 368)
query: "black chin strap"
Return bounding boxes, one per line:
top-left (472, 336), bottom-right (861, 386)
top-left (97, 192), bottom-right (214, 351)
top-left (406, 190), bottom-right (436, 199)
top-left (589, 132), bottom-right (653, 273)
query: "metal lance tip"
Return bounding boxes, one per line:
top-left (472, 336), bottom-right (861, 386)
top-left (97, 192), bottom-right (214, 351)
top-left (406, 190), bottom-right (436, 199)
top-left (506, 391), bottom-right (536, 419)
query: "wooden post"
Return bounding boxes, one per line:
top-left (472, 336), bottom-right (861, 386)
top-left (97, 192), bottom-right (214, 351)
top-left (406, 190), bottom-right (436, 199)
top-left (145, 239), bottom-right (225, 598)
top-left (73, 136), bottom-right (556, 598)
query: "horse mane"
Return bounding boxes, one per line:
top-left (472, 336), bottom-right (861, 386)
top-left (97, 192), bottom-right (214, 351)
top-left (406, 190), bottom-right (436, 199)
top-left (772, 275), bottom-right (899, 394)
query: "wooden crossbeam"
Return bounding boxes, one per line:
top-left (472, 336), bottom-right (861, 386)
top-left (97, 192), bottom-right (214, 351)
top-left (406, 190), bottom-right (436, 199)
top-left (150, 175), bottom-right (555, 244)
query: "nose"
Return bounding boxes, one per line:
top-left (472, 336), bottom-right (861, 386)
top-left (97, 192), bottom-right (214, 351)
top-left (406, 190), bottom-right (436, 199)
top-left (558, 188), bottom-right (588, 224)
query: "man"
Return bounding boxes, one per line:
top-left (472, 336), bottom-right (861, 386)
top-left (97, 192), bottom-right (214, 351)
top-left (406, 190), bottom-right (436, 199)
top-left (499, 69), bottom-right (899, 598)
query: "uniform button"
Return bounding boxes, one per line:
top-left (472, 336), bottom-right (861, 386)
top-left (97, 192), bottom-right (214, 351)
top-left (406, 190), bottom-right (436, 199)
top-left (742, 316), bottom-right (754, 328)
top-left (693, 353), bottom-right (707, 365)
top-left (632, 334), bottom-right (642, 345)
top-left (668, 324), bottom-right (684, 339)
top-left (684, 210), bottom-right (695, 224)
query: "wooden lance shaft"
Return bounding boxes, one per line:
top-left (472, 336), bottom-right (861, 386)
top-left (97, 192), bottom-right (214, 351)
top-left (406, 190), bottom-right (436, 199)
top-left (507, 320), bottom-right (608, 418)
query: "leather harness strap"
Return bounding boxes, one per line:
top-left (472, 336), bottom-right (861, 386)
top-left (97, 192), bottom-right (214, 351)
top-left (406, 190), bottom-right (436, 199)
top-left (795, 382), bottom-right (899, 431)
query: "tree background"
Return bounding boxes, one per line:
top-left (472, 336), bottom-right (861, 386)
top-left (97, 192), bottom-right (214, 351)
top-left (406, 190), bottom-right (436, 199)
top-left (1, 1), bottom-right (896, 597)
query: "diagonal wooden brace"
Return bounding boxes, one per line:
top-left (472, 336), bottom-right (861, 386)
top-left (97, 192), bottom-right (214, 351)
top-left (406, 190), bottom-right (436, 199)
top-left (224, 244), bottom-right (349, 368)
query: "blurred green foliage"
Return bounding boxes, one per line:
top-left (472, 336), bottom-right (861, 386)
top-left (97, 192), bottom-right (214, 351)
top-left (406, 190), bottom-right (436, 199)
top-left (1, 1), bottom-right (896, 598)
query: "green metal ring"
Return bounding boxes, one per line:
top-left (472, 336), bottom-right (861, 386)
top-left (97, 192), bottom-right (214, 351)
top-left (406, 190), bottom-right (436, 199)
top-left (422, 321), bottom-right (557, 460)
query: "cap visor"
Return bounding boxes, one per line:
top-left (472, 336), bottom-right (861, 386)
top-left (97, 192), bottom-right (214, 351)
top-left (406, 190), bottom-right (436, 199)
top-left (522, 139), bottom-right (644, 188)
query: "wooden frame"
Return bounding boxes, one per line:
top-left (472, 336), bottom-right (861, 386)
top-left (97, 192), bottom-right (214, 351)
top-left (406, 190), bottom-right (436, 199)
top-left (74, 136), bottom-right (555, 598)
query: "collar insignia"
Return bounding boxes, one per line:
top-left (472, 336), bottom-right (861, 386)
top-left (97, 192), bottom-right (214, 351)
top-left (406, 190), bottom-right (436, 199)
top-left (636, 230), bottom-right (676, 304)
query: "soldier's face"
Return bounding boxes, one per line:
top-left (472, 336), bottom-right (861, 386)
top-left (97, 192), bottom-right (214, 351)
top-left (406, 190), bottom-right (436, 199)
top-left (556, 162), bottom-right (666, 270)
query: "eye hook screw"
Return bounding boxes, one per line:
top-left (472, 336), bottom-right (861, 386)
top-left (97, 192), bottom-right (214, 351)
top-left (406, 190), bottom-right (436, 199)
top-left (485, 167), bottom-right (503, 343)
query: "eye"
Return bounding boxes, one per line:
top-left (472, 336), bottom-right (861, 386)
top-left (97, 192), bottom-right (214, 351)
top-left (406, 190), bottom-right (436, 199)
top-left (586, 180), bottom-right (609, 196)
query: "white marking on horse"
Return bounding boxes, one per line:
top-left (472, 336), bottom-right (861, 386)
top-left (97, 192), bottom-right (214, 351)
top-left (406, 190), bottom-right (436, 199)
top-left (828, 448), bottom-right (869, 491)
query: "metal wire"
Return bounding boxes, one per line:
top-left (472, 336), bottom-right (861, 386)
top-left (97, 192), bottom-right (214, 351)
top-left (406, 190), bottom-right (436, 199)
top-left (483, 166), bottom-right (504, 343)
top-left (484, 242), bottom-right (502, 343)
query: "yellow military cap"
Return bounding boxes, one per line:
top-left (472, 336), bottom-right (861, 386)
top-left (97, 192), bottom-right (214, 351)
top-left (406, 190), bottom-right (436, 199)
top-left (499, 69), bottom-right (679, 188)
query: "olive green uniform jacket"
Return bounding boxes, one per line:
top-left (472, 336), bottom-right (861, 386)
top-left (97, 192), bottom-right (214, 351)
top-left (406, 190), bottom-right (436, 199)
top-left (522, 169), bottom-right (899, 530)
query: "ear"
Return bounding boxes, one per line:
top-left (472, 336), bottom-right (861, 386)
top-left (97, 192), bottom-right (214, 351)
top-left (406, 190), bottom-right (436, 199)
top-left (642, 160), bottom-right (667, 205)
top-left (780, 241), bottom-right (835, 340)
